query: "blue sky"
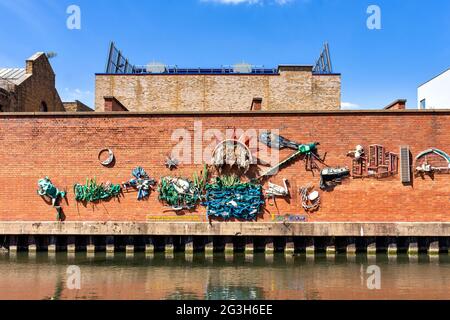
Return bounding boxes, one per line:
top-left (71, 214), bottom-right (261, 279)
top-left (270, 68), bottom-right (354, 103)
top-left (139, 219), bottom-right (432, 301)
top-left (0, 0), bottom-right (449, 109)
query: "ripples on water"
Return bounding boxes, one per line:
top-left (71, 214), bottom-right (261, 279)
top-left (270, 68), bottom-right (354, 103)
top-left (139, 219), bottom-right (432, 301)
top-left (0, 252), bottom-right (449, 300)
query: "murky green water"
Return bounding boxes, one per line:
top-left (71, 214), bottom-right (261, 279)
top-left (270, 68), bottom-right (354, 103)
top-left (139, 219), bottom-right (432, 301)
top-left (0, 252), bottom-right (449, 300)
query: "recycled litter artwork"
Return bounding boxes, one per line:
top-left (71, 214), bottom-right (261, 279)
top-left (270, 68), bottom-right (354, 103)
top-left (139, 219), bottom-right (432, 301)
top-left (165, 155), bottom-right (179, 170)
top-left (258, 132), bottom-right (324, 178)
top-left (299, 184), bottom-right (320, 211)
top-left (98, 148), bottom-right (114, 166)
top-left (37, 177), bottom-right (66, 221)
top-left (158, 165), bottom-right (209, 211)
top-left (265, 178), bottom-right (289, 198)
top-left (74, 178), bottom-right (121, 203)
top-left (319, 167), bottom-right (350, 190)
top-left (415, 148), bottom-right (450, 175)
top-left (203, 176), bottom-right (264, 220)
top-left (348, 144), bottom-right (398, 178)
top-left (30, 129), bottom-right (422, 222)
top-left (122, 167), bottom-right (156, 200)
top-left (212, 138), bottom-right (253, 174)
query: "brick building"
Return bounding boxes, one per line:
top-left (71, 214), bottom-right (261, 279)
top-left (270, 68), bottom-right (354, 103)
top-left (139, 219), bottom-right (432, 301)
top-left (62, 100), bottom-right (93, 112)
top-left (95, 44), bottom-right (341, 112)
top-left (0, 52), bottom-right (66, 112)
top-left (95, 66), bottom-right (341, 112)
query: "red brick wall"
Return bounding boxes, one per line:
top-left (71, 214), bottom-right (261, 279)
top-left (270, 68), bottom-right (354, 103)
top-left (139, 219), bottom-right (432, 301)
top-left (0, 111), bottom-right (448, 222)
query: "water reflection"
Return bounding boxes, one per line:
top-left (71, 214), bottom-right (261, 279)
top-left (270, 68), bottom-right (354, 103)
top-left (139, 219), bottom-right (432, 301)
top-left (0, 252), bottom-right (449, 300)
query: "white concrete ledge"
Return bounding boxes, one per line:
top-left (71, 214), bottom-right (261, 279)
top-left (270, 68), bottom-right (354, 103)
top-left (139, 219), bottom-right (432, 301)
top-left (0, 222), bottom-right (449, 236)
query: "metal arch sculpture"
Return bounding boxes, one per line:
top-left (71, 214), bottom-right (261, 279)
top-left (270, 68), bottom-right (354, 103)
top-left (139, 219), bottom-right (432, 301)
top-left (415, 148), bottom-right (450, 173)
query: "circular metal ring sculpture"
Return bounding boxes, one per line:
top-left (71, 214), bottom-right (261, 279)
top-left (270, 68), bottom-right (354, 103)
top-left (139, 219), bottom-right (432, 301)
top-left (98, 148), bottom-right (114, 166)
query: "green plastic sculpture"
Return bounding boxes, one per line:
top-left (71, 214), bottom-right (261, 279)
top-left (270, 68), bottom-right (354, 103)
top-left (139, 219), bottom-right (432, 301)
top-left (37, 177), bottom-right (66, 221)
top-left (73, 178), bottom-right (121, 203)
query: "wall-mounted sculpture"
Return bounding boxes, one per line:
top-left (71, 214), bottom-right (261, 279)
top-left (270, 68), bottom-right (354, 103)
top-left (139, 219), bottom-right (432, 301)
top-left (98, 148), bottom-right (114, 166)
top-left (203, 176), bottom-right (264, 221)
top-left (158, 165), bottom-right (208, 211)
top-left (122, 167), bottom-right (156, 200)
top-left (299, 184), bottom-right (320, 211)
top-left (348, 144), bottom-right (398, 179)
top-left (37, 177), bottom-right (66, 221)
top-left (212, 139), bottom-right (253, 174)
top-left (415, 148), bottom-right (450, 175)
top-left (158, 177), bottom-right (202, 211)
top-left (347, 145), bottom-right (365, 161)
top-left (320, 167), bottom-right (350, 190)
top-left (258, 132), bottom-right (325, 178)
top-left (74, 178), bottom-right (121, 203)
top-left (165, 155), bottom-right (179, 170)
top-left (265, 178), bottom-right (289, 205)
top-left (265, 178), bottom-right (289, 198)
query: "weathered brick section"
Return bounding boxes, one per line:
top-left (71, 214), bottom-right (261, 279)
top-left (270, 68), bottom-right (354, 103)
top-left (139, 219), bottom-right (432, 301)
top-left (0, 111), bottom-right (448, 222)
top-left (95, 66), bottom-right (341, 112)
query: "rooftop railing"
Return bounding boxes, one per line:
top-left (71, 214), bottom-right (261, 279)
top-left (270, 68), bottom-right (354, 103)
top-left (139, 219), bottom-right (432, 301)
top-left (112, 65), bottom-right (279, 75)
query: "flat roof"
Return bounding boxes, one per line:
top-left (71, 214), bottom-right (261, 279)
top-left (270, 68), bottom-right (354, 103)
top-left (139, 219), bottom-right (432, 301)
top-left (97, 64), bottom-right (340, 76)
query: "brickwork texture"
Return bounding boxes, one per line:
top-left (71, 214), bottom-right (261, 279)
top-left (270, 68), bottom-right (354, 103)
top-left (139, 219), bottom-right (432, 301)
top-left (95, 67), bottom-right (341, 112)
top-left (0, 111), bottom-right (448, 222)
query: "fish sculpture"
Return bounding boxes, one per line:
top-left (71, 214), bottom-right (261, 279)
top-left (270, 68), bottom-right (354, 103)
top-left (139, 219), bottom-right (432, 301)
top-left (259, 132), bottom-right (300, 150)
top-left (320, 167), bottom-right (350, 190)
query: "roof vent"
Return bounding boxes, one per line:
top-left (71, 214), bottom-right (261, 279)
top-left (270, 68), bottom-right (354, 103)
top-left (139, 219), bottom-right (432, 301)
top-left (146, 62), bottom-right (167, 74)
top-left (233, 63), bottom-right (252, 74)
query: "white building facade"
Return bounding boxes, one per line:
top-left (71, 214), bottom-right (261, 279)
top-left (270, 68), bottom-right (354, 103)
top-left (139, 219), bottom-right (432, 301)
top-left (418, 68), bottom-right (450, 109)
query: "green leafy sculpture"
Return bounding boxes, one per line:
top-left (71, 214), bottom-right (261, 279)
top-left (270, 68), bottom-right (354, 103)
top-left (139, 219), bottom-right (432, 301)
top-left (158, 165), bottom-right (208, 211)
top-left (73, 178), bottom-right (121, 203)
top-left (37, 177), bottom-right (66, 221)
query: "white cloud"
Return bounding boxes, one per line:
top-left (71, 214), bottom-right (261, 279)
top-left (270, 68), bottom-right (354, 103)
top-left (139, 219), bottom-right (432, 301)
top-left (200, 0), bottom-right (293, 5)
top-left (62, 88), bottom-right (93, 105)
top-left (274, 0), bottom-right (294, 4)
top-left (341, 102), bottom-right (360, 110)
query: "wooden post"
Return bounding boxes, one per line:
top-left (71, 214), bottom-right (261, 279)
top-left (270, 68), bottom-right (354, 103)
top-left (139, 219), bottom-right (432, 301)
top-left (28, 235), bottom-right (37, 253)
top-left (67, 236), bottom-right (76, 253)
top-left (9, 236), bottom-right (18, 253)
top-left (106, 236), bottom-right (114, 254)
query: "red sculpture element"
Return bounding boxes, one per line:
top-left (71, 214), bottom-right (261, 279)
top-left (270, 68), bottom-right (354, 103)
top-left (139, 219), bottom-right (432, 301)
top-left (349, 144), bottom-right (398, 179)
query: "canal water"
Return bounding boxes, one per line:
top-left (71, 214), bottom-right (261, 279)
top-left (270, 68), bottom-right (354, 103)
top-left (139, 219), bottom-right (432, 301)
top-left (0, 252), bottom-right (449, 300)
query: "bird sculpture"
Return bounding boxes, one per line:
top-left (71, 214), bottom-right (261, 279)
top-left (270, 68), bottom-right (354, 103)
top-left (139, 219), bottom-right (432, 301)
top-left (266, 178), bottom-right (289, 198)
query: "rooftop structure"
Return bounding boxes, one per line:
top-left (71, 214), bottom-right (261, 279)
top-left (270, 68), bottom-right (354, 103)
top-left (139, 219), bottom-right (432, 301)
top-left (95, 42), bottom-right (341, 112)
top-left (0, 52), bottom-right (92, 112)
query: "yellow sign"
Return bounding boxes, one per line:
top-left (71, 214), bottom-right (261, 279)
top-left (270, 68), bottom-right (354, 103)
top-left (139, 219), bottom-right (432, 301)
top-left (146, 215), bottom-right (203, 221)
